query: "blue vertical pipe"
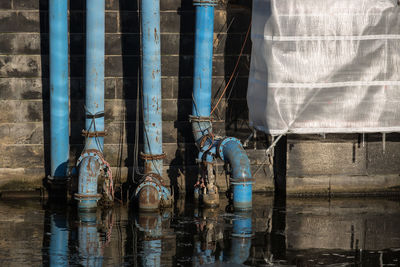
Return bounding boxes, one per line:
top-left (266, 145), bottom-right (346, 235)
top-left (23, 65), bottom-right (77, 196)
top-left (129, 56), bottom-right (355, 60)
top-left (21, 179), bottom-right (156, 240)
top-left (49, 0), bottom-right (69, 179)
top-left (85, 0), bottom-right (105, 151)
top-left (142, 0), bottom-right (163, 175)
top-left (49, 213), bottom-right (69, 266)
top-left (75, 0), bottom-right (105, 210)
top-left (192, 1), bottom-right (216, 118)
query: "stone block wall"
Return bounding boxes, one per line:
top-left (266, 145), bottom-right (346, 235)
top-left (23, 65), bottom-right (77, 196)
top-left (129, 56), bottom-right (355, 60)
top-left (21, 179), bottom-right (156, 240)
top-left (0, 0), bottom-right (275, 192)
top-left (0, 0), bottom-right (399, 195)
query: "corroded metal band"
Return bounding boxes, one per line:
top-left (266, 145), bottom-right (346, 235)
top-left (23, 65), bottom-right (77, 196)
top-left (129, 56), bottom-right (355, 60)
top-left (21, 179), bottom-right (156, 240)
top-left (140, 152), bottom-right (166, 160)
top-left (81, 130), bottom-right (107, 137)
top-left (230, 178), bottom-right (255, 184)
top-left (199, 132), bottom-right (215, 148)
top-left (74, 193), bottom-right (102, 199)
top-left (189, 115), bottom-right (213, 122)
top-left (193, 0), bottom-right (218, 6)
top-left (85, 112), bottom-right (105, 119)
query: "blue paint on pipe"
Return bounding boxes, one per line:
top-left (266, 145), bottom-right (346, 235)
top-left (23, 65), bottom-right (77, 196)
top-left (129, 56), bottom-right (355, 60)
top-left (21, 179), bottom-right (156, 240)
top-left (76, 156), bottom-right (101, 210)
top-left (76, 0), bottom-right (105, 209)
top-left (49, 213), bottom-right (69, 266)
top-left (192, 2), bottom-right (216, 117)
top-left (49, 0), bottom-right (69, 179)
top-left (220, 138), bottom-right (253, 210)
top-left (85, 0), bottom-right (105, 152)
top-left (141, 0), bottom-right (163, 175)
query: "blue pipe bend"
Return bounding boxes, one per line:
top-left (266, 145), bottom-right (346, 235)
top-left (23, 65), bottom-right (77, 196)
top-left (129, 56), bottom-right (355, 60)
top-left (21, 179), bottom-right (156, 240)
top-left (218, 137), bottom-right (253, 210)
top-left (191, 0), bottom-right (253, 210)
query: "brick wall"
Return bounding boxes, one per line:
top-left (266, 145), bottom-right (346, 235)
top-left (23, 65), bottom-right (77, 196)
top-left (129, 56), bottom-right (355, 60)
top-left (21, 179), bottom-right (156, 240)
top-left (0, 0), bottom-right (275, 192)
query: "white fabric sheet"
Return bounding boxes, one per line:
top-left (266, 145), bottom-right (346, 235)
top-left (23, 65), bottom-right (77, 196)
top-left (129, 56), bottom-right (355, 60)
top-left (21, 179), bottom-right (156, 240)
top-left (247, 0), bottom-right (400, 135)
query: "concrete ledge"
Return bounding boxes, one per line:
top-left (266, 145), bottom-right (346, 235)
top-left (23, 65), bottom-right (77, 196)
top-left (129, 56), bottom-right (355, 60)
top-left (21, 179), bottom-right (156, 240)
top-left (287, 175), bottom-right (400, 196)
top-left (1, 167), bottom-right (399, 196)
top-left (0, 168), bottom-right (44, 190)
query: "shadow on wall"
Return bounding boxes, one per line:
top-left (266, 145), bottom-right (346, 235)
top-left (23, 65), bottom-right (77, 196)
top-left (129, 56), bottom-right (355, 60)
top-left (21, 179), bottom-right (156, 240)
top-left (39, 0), bottom-right (50, 178)
top-left (168, 0), bottom-right (197, 196)
top-left (222, 0), bottom-right (252, 141)
top-left (118, 0), bottom-right (140, 188)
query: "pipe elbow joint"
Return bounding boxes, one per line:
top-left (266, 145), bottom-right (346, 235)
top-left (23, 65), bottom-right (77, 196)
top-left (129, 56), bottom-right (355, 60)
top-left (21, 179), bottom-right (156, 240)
top-left (217, 137), bottom-right (253, 210)
top-left (217, 137), bottom-right (252, 180)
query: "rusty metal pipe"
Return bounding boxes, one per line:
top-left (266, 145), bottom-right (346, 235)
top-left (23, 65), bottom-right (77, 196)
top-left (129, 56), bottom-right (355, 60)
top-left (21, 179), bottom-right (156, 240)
top-left (136, 0), bottom-right (172, 210)
top-left (75, 0), bottom-right (105, 210)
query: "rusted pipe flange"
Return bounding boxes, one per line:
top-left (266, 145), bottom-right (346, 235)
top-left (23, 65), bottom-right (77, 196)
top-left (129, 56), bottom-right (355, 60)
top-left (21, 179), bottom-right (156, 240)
top-left (229, 178), bottom-right (255, 184)
top-left (76, 149), bottom-right (104, 167)
top-left (216, 137), bottom-right (241, 161)
top-left (193, 0), bottom-right (218, 6)
top-left (81, 130), bottom-right (107, 137)
top-left (139, 152), bottom-right (166, 160)
top-left (74, 193), bottom-right (102, 200)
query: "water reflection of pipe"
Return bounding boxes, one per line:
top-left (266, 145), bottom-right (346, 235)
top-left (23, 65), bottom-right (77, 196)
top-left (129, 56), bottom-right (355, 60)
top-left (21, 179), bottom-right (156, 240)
top-left (49, 212), bottom-right (69, 266)
top-left (228, 211), bottom-right (252, 264)
top-left (78, 210), bottom-right (103, 267)
top-left (193, 208), bottom-right (224, 266)
top-left (135, 211), bottom-right (173, 267)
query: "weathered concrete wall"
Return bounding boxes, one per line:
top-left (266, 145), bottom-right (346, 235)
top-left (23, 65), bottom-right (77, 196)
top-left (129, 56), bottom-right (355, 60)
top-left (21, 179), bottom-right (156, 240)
top-left (286, 134), bottom-right (400, 195)
top-left (0, 0), bottom-right (274, 192)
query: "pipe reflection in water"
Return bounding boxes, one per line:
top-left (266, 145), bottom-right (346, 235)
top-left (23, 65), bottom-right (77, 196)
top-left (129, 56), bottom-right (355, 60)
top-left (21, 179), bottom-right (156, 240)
top-left (49, 211), bottom-right (69, 266)
top-left (77, 209), bottom-right (105, 267)
top-left (134, 210), bottom-right (175, 266)
top-left (228, 211), bottom-right (252, 264)
top-left (193, 208), bottom-right (224, 266)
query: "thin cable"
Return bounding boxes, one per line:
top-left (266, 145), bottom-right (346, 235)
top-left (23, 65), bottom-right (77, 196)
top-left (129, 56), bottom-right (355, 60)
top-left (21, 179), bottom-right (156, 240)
top-left (210, 22), bottom-right (251, 115)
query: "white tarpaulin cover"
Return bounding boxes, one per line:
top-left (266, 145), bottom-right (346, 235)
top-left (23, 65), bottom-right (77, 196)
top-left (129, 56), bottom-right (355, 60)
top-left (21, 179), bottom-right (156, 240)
top-left (247, 0), bottom-right (400, 135)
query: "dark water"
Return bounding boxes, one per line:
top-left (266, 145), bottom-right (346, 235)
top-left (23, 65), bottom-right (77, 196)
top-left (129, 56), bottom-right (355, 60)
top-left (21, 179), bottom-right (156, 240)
top-left (0, 194), bottom-right (399, 266)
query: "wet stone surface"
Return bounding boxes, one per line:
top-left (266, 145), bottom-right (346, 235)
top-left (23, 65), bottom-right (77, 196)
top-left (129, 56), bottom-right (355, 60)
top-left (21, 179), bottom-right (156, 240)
top-left (0, 194), bottom-right (399, 266)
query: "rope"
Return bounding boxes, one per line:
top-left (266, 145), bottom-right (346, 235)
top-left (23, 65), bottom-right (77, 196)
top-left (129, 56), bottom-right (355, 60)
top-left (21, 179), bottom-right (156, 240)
top-left (252, 134), bottom-right (284, 177)
top-left (83, 105), bottom-right (104, 154)
top-left (210, 22), bottom-right (251, 115)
